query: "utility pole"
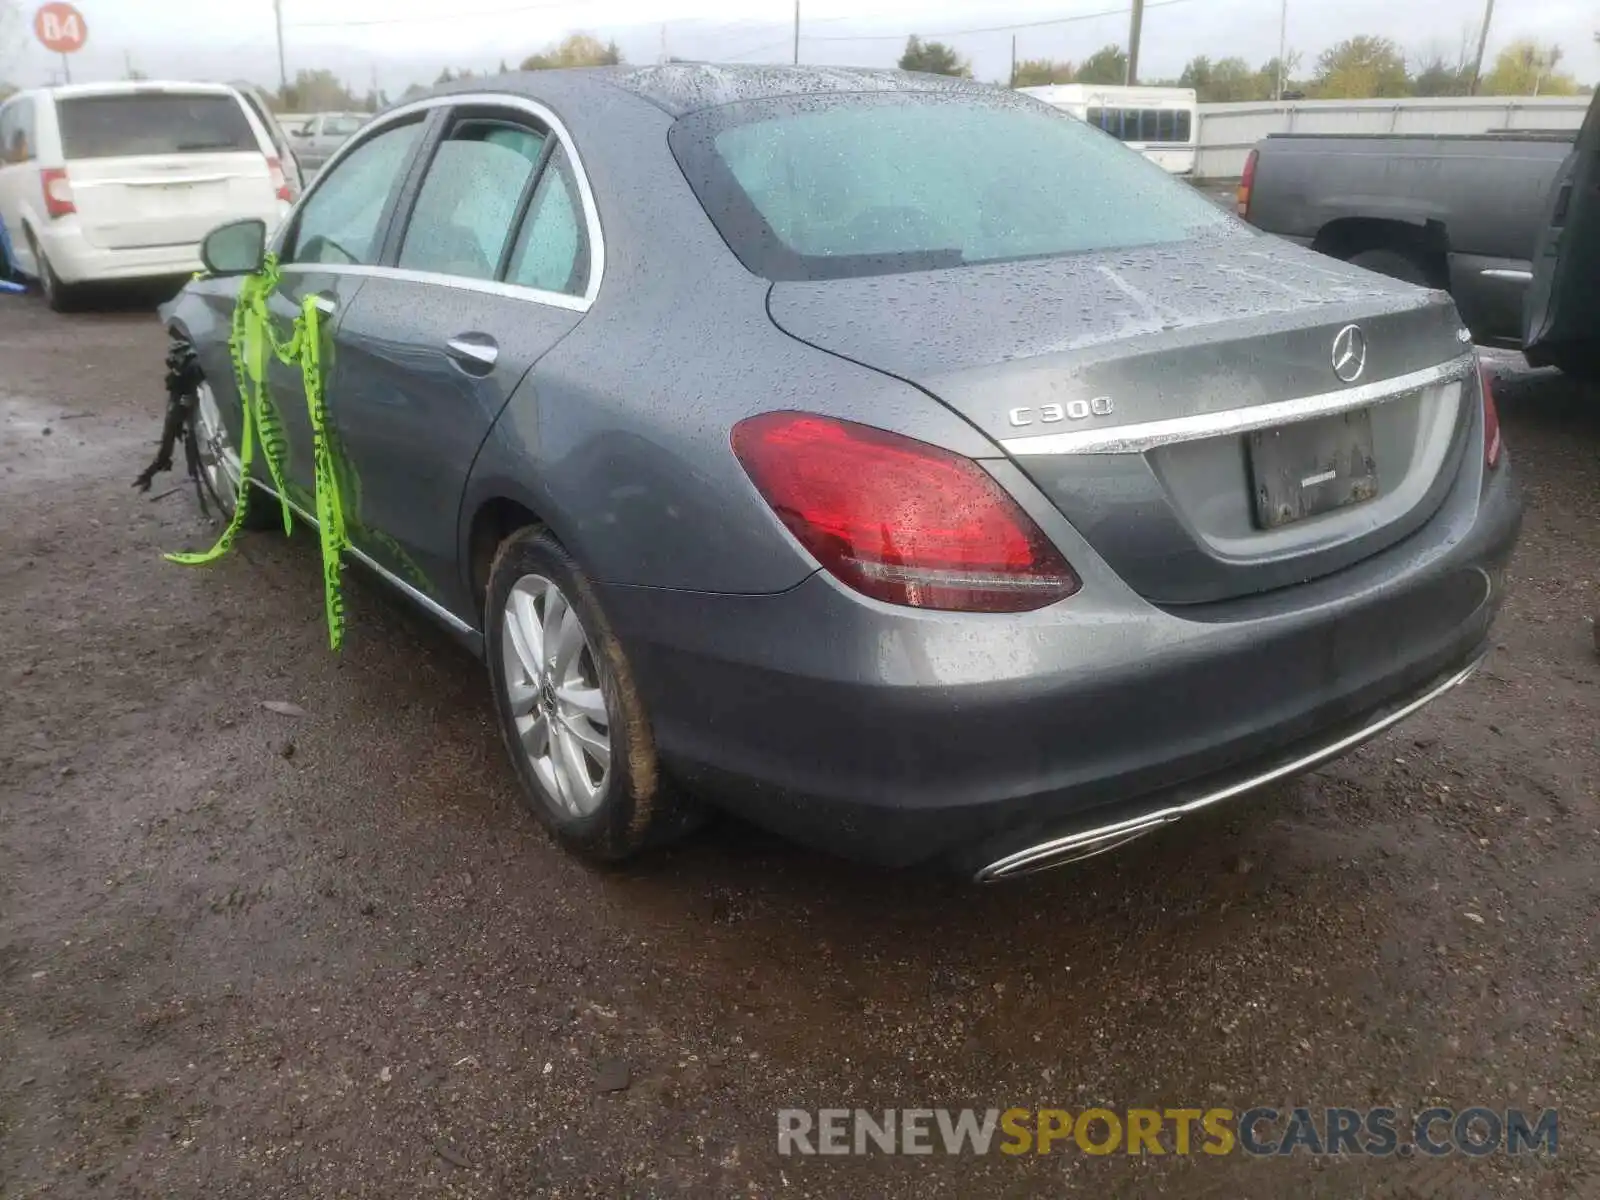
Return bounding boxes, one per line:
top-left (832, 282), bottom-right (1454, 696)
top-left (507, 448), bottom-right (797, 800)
top-left (1469, 0), bottom-right (1495, 95)
top-left (1009, 34), bottom-right (1017, 88)
top-left (273, 0), bottom-right (288, 95)
top-left (792, 0), bottom-right (799, 65)
top-left (1275, 0), bottom-right (1288, 101)
top-left (1124, 0), bottom-right (1144, 85)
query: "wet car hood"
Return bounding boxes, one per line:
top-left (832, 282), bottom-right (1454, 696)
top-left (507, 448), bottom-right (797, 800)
top-left (765, 235), bottom-right (1468, 445)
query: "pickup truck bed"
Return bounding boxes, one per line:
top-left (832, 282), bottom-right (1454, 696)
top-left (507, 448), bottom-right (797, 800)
top-left (1242, 131), bottom-right (1575, 346)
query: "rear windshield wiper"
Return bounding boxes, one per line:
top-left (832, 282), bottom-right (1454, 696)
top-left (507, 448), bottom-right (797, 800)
top-left (174, 141), bottom-right (244, 152)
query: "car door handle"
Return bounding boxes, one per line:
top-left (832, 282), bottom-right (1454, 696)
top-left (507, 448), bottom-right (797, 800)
top-left (445, 334), bottom-right (499, 373)
top-left (311, 292), bottom-right (337, 316)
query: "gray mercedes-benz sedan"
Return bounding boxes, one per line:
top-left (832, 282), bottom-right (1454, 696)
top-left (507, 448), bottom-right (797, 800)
top-left (164, 65), bottom-right (1521, 881)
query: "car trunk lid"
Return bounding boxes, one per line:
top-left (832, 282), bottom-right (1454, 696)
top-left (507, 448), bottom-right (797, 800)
top-left (766, 239), bottom-right (1476, 605)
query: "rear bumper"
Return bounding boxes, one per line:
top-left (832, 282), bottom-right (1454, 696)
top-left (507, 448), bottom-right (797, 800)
top-left (599, 455), bottom-right (1521, 871)
top-left (35, 204), bottom-right (289, 284)
top-left (36, 229), bottom-right (200, 284)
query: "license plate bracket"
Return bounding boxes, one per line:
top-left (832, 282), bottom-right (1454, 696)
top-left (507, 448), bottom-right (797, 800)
top-left (1248, 408), bottom-right (1380, 529)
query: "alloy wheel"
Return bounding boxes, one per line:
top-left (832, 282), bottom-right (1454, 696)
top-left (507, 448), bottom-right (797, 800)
top-left (500, 573), bottom-right (612, 816)
top-left (193, 380), bottom-right (243, 512)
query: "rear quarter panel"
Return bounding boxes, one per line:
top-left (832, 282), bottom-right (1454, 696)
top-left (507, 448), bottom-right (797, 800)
top-left (459, 93), bottom-right (998, 600)
top-left (1250, 136), bottom-right (1569, 262)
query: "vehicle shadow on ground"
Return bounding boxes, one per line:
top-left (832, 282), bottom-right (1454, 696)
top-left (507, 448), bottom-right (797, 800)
top-left (6, 279), bottom-right (187, 316)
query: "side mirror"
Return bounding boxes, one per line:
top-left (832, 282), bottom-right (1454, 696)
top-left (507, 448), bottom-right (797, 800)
top-left (200, 218), bottom-right (267, 276)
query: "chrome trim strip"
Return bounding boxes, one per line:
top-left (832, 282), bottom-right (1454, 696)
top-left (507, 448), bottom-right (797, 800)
top-left (278, 262), bottom-right (589, 313)
top-left (975, 654), bottom-right (1486, 882)
top-left (999, 355), bottom-right (1475, 457)
top-left (272, 91), bottom-right (605, 313)
top-left (255, 485), bottom-right (478, 639)
top-left (349, 546), bottom-right (478, 638)
top-left (1480, 268), bottom-right (1533, 282)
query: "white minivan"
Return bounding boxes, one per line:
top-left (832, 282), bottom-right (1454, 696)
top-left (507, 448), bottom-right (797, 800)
top-left (0, 81), bottom-right (294, 309)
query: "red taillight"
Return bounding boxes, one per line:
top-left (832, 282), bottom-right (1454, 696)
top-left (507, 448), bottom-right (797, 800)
top-left (40, 167), bottom-right (75, 219)
top-left (731, 412), bottom-right (1080, 613)
top-left (266, 156), bottom-right (292, 203)
top-left (1236, 148), bottom-right (1258, 218)
top-left (1479, 358), bottom-right (1502, 469)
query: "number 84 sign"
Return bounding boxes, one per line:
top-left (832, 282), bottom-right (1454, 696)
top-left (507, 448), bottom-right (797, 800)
top-left (34, 3), bottom-right (88, 55)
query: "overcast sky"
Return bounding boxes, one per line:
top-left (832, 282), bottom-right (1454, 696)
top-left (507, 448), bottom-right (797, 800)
top-left (3, 0), bottom-right (1596, 99)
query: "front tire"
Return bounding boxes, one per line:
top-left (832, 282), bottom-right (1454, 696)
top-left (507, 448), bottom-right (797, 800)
top-left (192, 376), bottom-right (278, 529)
top-left (485, 526), bottom-right (682, 862)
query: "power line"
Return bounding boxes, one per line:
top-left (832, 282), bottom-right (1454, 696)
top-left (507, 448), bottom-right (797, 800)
top-left (284, 1), bottom-right (583, 29)
top-left (722, 38), bottom-right (794, 61)
top-left (801, 0), bottom-right (1200, 43)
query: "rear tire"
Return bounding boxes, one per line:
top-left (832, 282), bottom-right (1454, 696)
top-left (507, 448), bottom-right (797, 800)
top-left (1347, 247), bottom-right (1434, 288)
top-left (26, 233), bottom-right (75, 313)
top-left (485, 525), bottom-right (688, 863)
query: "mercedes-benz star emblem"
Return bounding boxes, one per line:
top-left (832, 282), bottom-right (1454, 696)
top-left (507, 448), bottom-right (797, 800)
top-left (1331, 324), bottom-right (1367, 384)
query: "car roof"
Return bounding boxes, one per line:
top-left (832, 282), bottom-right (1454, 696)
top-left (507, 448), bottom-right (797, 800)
top-left (416, 63), bottom-right (993, 120)
top-left (39, 81), bottom-right (242, 101)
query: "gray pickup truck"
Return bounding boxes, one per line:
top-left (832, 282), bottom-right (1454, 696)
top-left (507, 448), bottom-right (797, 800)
top-left (1241, 95), bottom-right (1600, 377)
top-left (288, 111), bottom-right (366, 175)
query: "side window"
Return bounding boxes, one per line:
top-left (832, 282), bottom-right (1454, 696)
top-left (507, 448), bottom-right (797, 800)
top-left (398, 118), bottom-right (546, 280)
top-left (1, 99), bottom-right (33, 164)
top-left (286, 119), bottom-right (422, 266)
top-left (505, 144), bottom-right (589, 297)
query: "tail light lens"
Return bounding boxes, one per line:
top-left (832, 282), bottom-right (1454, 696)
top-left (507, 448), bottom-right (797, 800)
top-left (1478, 358), bottom-right (1502, 469)
top-left (1236, 148), bottom-right (1258, 218)
top-left (731, 412), bottom-right (1080, 613)
top-left (266, 156), bottom-right (292, 203)
top-left (40, 168), bottom-right (75, 219)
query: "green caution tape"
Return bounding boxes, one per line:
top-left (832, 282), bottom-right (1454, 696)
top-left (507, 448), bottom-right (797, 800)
top-left (165, 254), bottom-right (351, 650)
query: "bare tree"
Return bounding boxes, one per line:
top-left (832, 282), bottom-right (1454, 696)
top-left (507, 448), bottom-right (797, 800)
top-left (0, 0), bottom-right (28, 95)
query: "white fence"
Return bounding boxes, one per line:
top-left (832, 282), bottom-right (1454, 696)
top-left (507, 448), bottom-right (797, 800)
top-left (1195, 96), bottom-right (1590, 180)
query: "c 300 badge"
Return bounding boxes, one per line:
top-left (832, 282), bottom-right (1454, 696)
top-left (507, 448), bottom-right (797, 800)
top-left (1008, 396), bottom-right (1114, 428)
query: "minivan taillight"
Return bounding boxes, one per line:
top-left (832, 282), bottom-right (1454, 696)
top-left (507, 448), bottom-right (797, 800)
top-left (266, 156), bottom-right (292, 203)
top-left (1479, 359), bottom-right (1502, 469)
top-left (1236, 148), bottom-right (1258, 218)
top-left (731, 412), bottom-right (1080, 613)
top-left (40, 168), bottom-right (75, 219)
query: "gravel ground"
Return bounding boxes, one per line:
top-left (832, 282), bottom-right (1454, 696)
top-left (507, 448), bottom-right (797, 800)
top-left (1, 291), bottom-right (1597, 1199)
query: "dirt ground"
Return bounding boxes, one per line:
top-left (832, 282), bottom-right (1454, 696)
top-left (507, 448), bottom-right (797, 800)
top-left (1, 292), bottom-right (1597, 1199)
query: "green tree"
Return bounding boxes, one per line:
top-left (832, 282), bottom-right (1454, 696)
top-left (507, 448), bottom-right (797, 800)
top-left (898, 36), bottom-right (970, 77)
top-left (520, 33), bottom-right (622, 70)
top-left (1410, 53), bottom-right (1471, 96)
top-left (1180, 55), bottom-right (1262, 102)
top-left (1257, 52), bottom-right (1303, 98)
top-left (1312, 36), bottom-right (1410, 98)
top-left (278, 68), bottom-right (363, 113)
top-left (1483, 40), bottom-right (1578, 96)
top-left (1013, 57), bottom-right (1075, 87)
top-left (1076, 44), bottom-right (1129, 85)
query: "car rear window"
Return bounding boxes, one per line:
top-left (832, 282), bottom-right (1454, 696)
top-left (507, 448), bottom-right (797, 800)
top-left (56, 93), bottom-right (257, 160)
top-left (669, 91), bottom-right (1236, 282)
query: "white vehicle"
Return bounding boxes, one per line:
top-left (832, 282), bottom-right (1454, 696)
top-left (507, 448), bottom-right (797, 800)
top-left (0, 82), bottom-right (294, 310)
top-left (1018, 84), bottom-right (1199, 175)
